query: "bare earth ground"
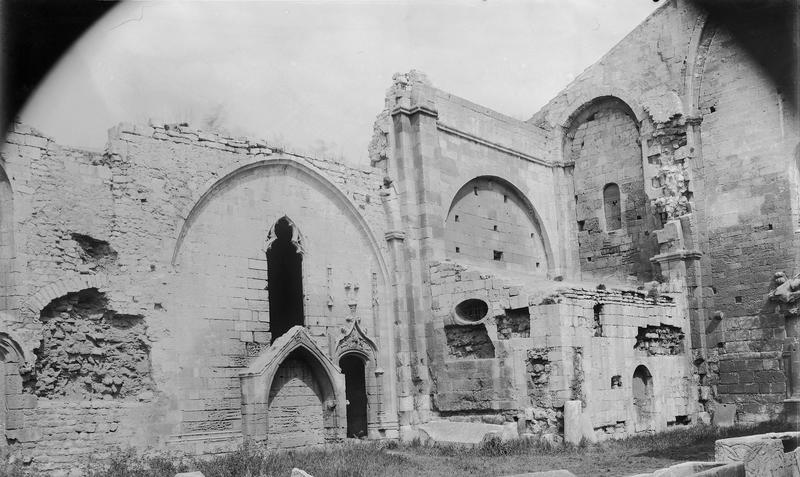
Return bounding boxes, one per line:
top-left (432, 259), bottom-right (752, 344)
top-left (0, 421), bottom-right (794, 477)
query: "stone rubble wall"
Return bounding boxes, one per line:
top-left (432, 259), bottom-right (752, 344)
top-left (426, 260), bottom-right (695, 441)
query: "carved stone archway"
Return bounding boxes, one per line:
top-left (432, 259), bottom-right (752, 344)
top-left (334, 321), bottom-right (377, 362)
top-left (239, 326), bottom-right (346, 444)
top-left (334, 322), bottom-right (384, 438)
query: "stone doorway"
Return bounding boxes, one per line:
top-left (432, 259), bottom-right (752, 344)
top-left (340, 354), bottom-right (368, 438)
top-left (632, 364), bottom-right (655, 432)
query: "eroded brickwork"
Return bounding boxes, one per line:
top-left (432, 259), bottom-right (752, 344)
top-left (634, 324), bottom-right (685, 356)
top-left (31, 289), bottom-right (152, 399)
top-left (444, 325), bottom-right (495, 359)
top-left (427, 260), bottom-right (691, 442)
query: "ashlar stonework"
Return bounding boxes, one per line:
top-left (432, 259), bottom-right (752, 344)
top-left (0, 0), bottom-right (798, 473)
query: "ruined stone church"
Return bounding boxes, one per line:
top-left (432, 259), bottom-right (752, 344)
top-left (1, 0), bottom-right (798, 473)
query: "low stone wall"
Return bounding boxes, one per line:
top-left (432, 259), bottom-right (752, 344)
top-left (20, 399), bottom-right (147, 474)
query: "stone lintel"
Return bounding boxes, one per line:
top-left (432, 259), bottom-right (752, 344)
top-left (650, 249), bottom-right (702, 264)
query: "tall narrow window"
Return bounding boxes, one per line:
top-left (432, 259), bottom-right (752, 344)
top-left (267, 217), bottom-right (304, 343)
top-left (603, 183), bottom-right (621, 231)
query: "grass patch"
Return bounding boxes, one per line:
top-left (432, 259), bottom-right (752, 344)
top-left (2, 421), bottom-right (794, 477)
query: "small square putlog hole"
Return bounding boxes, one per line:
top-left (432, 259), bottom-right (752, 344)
top-left (493, 250), bottom-right (503, 261)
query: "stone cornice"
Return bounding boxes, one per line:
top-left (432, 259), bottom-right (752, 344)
top-left (435, 122), bottom-right (554, 168)
top-left (650, 249), bottom-right (702, 263)
top-left (389, 105), bottom-right (439, 119)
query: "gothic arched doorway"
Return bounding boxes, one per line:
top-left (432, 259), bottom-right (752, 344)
top-left (340, 353), bottom-right (367, 438)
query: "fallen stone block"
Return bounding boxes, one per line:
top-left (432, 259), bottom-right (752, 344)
top-left (501, 471), bottom-right (576, 477)
top-left (564, 400), bottom-right (582, 445)
top-left (712, 404), bottom-right (736, 428)
top-left (417, 420), bottom-right (507, 445)
top-left (715, 432), bottom-right (800, 477)
top-left (291, 469), bottom-right (314, 477)
top-left (175, 472), bottom-right (205, 477)
top-left (625, 461), bottom-right (744, 477)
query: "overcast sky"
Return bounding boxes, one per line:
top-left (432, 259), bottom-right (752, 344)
top-left (20, 0), bottom-right (660, 164)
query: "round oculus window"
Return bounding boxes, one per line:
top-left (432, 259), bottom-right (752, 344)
top-left (454, 298), bottom-right (489, 323)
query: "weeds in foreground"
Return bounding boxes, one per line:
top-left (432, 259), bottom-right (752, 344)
top-left (1, 420), bottom-right (794, 477)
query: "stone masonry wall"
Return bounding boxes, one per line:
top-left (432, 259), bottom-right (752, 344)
top-left (427, 259), bottom-right (693, 441)
top-left (427, 261), bottom-right (529, 417)
top-left (532, 0), bottom-right (799, 422)
top-left (429, 88), bottom-right (563, 278)
top-left (444, 177), bottom-right (548, 275)
top-left (20, 399), bottom-right (145, 475)
top-left (694, 13), bottom-right (796, 422)
top-left (569, 103), bottom-right (659, 283)
top-left (266, 357), bottom-right (326, 449)
top-left (532, 287), bottom-right (695, 439)
top-left (1, 120), bottom-right (393, 471)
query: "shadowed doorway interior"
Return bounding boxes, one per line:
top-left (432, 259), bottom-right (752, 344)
top-left (340, 354), bottom-right (367, 438)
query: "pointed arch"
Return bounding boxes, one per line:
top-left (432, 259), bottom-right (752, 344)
top-left (265, 215), bottom-right (306, 255)
top-left (266, 216), bottom-right (305, 342)
top-left (557, 92), bottom-right (646, 133)
top-left (564, 95), bottom-right (657, 282)
top-left (444, 175), bottom-right (553, 275)
top-left (0, 332), bottom-right (25, 364)
top-left (170, 158), bottom-right (389, 285)
top-left (684, 14), bottom-right (718, 116)
top-left (239, 326), bottom-right (346, 443)
top-left (334, 321), bottom-right (378, 362)
top-left (563, 96), bottom-right (641, 154)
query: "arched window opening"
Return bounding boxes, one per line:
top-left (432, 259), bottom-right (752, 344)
top-left (603, 183), bottom-right (622, 231)
top-left (267, 217), bottom-right (304, 343)
top-left (339, 354), bottom-right (368, 438)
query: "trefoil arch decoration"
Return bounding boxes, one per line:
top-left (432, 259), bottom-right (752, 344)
top-left (264, 215), bottom-right (306, 255)
top-left (335, 321), bottom-right (378, 362)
